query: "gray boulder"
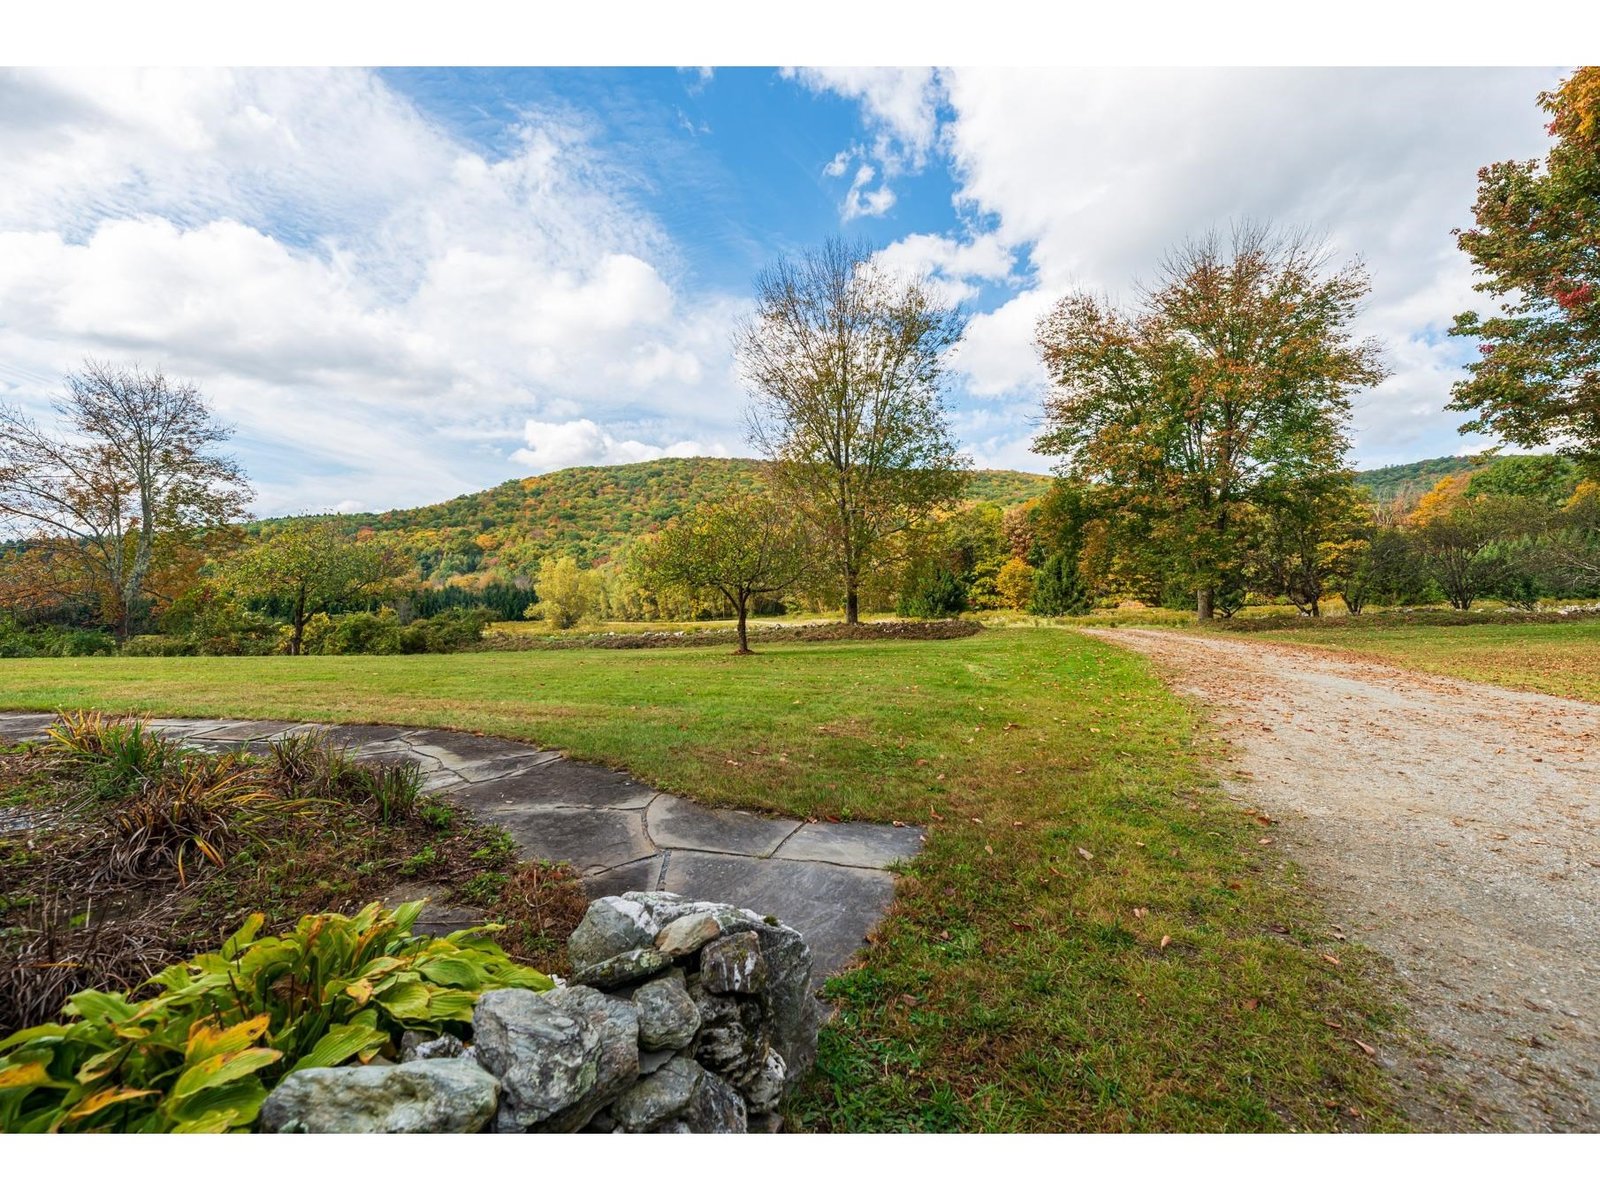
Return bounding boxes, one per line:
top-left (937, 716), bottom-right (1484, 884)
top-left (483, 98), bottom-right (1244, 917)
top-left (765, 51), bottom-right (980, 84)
top-left (568, 896), bottom-right (660, 971)
top-left (399, 1031), bottom-right (467, 1062)
top-left (654, 910), bottom-right (729, 957)
top-left (259, 1058), bottom-right (499, 1134)
top-left (609, 1056), bottom-right (703, 1131)
top-left (570, 946), bottom-right (672, 989)
top-left (609, 1055), bottom-right (747, 1133)
top-left (681, 1067), bottom-right (747, 1133)
top-left (741, 1048), bottom-right (787, 1114)
top-left (700, 931), bottom-right (768, 994)
top-left (687, 977), bottom-right (770, 1087)
top-left (634, 971), bottom-right (701, 1051)
top-left (473, 986), bottom-right (639, 1132)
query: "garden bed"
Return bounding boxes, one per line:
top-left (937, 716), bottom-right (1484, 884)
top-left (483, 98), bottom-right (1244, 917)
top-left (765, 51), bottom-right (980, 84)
top-left (0, 715), bottom-right (586, 1037)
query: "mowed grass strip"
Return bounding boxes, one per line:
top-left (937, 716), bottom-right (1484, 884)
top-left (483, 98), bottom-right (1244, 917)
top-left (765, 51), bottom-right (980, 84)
top-left (0, 630), bottom-right (1405, 1130)
top-left (1237, 618), bottom-right (1600, 705)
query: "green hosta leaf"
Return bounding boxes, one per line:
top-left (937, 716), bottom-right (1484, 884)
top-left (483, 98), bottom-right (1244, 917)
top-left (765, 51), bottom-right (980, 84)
top-left (222, 913), bottom-right (266, 957)
top-left (425, 990), bottom-right (478, 1024)
top-left (166, 1076), bottom-right (268, 1132)
top-left (374, 979), bottom-right (434, 1021)
top-left (0, 1024), bottom-right (72, 1053)
top-left (416, 955), bottom-right (487, 990)
top-left (170, 1047), bottom-right (282, 1101)
top-left (62, 991), bottom-right (139, 1026)
top-left (292, 1022), bottom-right (389, 1071)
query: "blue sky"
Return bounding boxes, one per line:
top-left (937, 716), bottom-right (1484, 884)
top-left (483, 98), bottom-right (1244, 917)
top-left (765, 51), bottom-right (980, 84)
top-left (0, 66), bottom-right (1568, 516)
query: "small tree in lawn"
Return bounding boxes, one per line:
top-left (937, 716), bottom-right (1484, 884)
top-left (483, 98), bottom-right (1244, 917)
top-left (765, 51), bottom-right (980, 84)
top-left (994, 556), bottom-right (1036, 611)
top-left (1028, 551), bottom-right (1090, 616)
top-left (634, 493), bottom-right (807, 653)
top-left (227, 520), bottom-right (396, 655)
top-left (737, 237), bottom-right (970, 623)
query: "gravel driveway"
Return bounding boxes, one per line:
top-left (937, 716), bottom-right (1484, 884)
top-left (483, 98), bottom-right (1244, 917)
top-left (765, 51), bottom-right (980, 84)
top-left (1086, 626), bottom-right (1600, 1132)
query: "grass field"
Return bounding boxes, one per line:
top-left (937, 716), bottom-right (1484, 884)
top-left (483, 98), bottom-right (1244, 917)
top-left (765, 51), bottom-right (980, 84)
top-left (0, 630), bottom-right (1409, 1131)
top-left (1231, 617), bottom-right (1600, 705)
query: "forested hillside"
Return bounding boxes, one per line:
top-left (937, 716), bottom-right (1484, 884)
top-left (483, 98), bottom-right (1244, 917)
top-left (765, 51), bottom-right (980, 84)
top-left (257, 458), bottom-right (1053, 586)
top-left (1354, 455), bottom-right (1483, 501)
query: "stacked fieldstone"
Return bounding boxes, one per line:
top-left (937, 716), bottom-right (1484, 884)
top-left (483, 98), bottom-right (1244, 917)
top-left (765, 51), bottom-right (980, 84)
top-left (259, 892), bottom-right (819, 1134)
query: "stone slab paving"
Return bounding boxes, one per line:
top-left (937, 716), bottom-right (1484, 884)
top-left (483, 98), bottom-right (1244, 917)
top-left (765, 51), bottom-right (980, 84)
top-left (0, 711), bottom-right (923, 978)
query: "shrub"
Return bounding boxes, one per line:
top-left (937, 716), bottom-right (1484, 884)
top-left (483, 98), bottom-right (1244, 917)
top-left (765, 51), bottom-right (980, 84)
top-left (0, 902), bottom-right (551, 1132)
top-left (994, 556), bottom-right (1036, 611)
top-left (897, 565), bottom-right (968, 618)
top-left (1028, 553), bottom-right (1091, 617)
top-left (121, 634), bottom-right (197, 657)
top-left (0, 621), bottom-right (116, 658)
top-left (398, 606), bottom-right (494, 654)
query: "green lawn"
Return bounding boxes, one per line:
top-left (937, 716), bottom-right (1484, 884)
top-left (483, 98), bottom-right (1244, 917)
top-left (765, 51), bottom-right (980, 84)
top-left (0, 630), bottom-right (1411, 1131)
top-left (1237, 617), bottom-right (1600, 705)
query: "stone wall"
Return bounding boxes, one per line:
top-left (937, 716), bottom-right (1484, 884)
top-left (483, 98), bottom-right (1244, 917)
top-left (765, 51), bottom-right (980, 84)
top-left (259, 892), bottom-right (820, 1134)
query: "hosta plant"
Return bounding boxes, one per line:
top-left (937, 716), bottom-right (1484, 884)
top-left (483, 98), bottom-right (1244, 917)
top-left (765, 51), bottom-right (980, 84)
top-left (0, 901), bottom-right (551, 1132)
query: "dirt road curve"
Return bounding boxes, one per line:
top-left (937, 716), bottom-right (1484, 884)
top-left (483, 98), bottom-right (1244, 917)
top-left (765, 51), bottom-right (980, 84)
top-left (1086, 627), bottom-right (1600, 1132)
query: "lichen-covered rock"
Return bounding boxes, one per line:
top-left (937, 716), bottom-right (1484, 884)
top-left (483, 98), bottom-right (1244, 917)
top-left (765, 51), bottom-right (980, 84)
top-left (568, 896), bottom-right (660, 971)
top-left (654, 910), bottom-right (728, 957)
top-left (259, 1059), bottom-right (499, 1134)
top-left (634, 971), bottom-right (701, 1051)
top-left (570, 946), bottom-right (672, 989)
top-left (700, 931), bottom-right (768, 994)
top-left (687, 977), bottom-right (770, 1086)
top-left (609, 1056), bottom-right (703, 1131)
top-left (623, 892), bottom-right (818, 1083)
top-left (680, 1067), bottom-right (747, 1133)
top-left (740, 1048), bottom-right (787, 1114)
top-left (608, 1056), bottom-right (747, 1133)
top-left (473, 986), bottom-right (639, 1132)
top-left (399, 1031), bottom-right (467, 1062)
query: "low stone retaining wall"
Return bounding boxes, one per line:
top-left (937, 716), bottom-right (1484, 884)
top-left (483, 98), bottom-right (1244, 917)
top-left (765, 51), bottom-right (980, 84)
top-left (260, 892), bottom-right (820, 1133)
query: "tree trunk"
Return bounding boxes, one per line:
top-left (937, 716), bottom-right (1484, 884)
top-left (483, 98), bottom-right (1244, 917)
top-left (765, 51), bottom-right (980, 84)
top-left (290, 584), bottom-right (307, 656)
top-left (844, 574), bottom-right (860, 625)
top-left (1195, 586), bottom-right (1215, 621)
top-left (735, 596), bottom-right (751, 654)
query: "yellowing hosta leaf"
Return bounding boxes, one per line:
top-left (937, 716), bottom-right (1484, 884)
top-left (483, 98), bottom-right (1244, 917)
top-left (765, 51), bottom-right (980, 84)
top-left (170, 1047), bottom-right (282, 1101)
top-left (344, 978), bottom-right (375, 1005)
top-left (0, 1059), bottom-right (54, 1090)
top-left (64, 1086), bottom-right (159, 1120)
top-left (293, 1022), bottom-right (389, 1071)
top-left (185, 1014), bottom-right (270, 1063)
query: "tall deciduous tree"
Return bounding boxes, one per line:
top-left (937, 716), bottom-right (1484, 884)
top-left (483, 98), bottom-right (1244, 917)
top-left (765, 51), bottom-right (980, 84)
top-left (1033, 225), bottom-right (1388, 619)
top-left (227, 520), bottom-right (395, 655)
top-left (634, 493), bottom-right (807, 653)
top-left (1451, 68), bottom-right (1600, 465)
top-left (0, 361), bottom-right (253, 637)
top-left (737, 238), bottom-right (970, 624)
